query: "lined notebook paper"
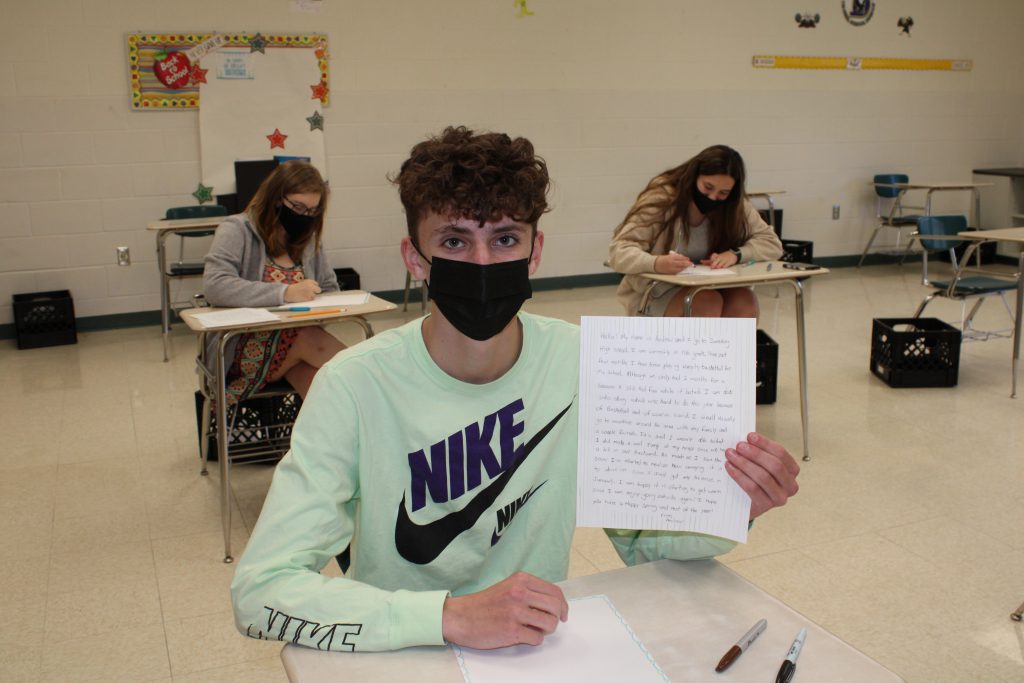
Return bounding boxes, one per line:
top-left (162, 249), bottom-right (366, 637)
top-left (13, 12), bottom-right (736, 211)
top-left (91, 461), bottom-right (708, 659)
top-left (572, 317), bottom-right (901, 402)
top-left (676, 265), bottom-right (736, 276)
top-left (576, 316), bottom-right (754, 543)
top-left (189, 308), bottom-right (280, 329)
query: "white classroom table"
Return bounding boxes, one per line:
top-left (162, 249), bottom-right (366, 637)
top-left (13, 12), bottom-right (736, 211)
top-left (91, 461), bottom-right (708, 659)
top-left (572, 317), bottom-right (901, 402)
top-left (640, 261), bottom-right (829, 461)
top-left (956, 226), bottom-right (1024, 398)
top-left (280, 559), bottom-right (902, 682)
top-left (180, 293), bottom-right (397, 562)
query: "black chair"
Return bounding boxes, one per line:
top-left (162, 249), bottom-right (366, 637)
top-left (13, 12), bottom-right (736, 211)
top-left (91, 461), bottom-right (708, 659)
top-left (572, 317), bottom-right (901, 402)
top-left (162, 205), bottom-right (228, 327)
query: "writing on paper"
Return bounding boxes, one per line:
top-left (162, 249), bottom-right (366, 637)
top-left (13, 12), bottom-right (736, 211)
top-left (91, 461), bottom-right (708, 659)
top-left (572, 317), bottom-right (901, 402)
top-left (577, 317), bottom-right (754, 542)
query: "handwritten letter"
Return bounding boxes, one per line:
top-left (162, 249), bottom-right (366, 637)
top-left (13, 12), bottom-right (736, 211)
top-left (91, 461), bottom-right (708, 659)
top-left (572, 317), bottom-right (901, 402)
top-left (577, 316), bottom-right (755, 543)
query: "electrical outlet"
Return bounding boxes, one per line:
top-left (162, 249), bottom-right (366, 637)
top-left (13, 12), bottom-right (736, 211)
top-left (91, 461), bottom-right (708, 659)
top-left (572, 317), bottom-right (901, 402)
top-left (116, 246), bottom-right (131, 266)
top-left (832, 204), bottom-right (840, 220)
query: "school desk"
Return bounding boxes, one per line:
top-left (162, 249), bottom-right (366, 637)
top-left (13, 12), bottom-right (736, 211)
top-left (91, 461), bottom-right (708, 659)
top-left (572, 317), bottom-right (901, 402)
top-left (280, 558), bottom-right (902, 682)
top-left (747, 189), bottom-right (786, 231)
top-left (148, 216), bottom-right (225, 361)
top-left (180, 294), bottom-right (397, 562)
top-left (640, 261), bottom-right (830, 461)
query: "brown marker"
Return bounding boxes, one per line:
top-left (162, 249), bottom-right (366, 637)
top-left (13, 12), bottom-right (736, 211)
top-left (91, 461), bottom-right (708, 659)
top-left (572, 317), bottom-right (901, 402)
top-left (715, 618), bottom-right (767, 673)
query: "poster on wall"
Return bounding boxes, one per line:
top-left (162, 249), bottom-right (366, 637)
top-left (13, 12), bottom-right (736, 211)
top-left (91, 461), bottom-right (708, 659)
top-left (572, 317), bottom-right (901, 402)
top-left (198, 36), bottom-right (329, 196)
top-left (127, 32), bottom-right (328, 110)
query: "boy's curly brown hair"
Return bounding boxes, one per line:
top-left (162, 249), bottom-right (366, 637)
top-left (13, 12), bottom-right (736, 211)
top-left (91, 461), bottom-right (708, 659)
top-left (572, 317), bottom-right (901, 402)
top-left (392, 126), bottom-right (550, 244)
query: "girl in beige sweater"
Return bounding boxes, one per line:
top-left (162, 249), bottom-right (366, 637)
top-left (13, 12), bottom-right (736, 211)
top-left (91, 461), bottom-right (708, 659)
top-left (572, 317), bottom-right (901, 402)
top-left (608, 145), bottom-right (783, 318)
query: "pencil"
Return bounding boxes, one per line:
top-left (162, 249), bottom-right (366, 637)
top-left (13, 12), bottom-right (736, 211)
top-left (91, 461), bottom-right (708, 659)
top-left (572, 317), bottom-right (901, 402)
top-left (288, 309), bottom-right (343, 318)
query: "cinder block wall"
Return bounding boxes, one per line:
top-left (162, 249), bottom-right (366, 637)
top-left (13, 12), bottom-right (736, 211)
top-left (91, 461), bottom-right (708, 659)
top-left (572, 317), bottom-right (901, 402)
top-left (2, 0), bottom-right (1023, 325)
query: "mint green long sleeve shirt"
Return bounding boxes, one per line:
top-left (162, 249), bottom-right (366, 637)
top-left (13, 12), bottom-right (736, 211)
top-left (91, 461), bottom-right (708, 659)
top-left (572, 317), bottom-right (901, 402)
top-left (231, 313), bottom-right (736, 652)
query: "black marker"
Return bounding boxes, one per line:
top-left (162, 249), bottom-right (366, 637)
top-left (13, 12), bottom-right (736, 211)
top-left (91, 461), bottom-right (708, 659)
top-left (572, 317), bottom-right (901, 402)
top-left (775, 627), bottom-right (806, 683)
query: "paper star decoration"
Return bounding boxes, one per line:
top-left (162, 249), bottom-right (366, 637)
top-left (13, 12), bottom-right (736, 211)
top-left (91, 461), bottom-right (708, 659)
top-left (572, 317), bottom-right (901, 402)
top-left (310, 80), bottom-right (329, 102)
top-left (306, 111), bottom-right (324, 131)
top-left (515, 0), bottom-right (534, 17)
top-left (249, 33), bottom-right (268, 54)
top-left (189, 64), bottom-right (208, 85)
top-left (267, 128), bottom-right (288, 149)
top-left (192, 183), bottom-right (214, 204)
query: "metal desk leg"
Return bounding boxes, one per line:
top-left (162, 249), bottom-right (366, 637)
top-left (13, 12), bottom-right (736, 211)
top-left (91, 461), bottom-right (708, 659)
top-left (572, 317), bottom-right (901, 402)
top-left (1013, 252), bottom-right (1023, 399)
top-left (157, 232), bottom-right (170, 362)
top-left (218, 332), bottom-right (236, 563)
top-left (683, 282), bottom-right (811, 461)
top-left (787, 279), bottom-right (811, 461)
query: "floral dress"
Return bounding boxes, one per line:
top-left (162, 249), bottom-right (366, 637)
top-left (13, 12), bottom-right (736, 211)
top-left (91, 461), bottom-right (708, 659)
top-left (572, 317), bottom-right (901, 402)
top-left (223, 259), bottom-right (304, 406)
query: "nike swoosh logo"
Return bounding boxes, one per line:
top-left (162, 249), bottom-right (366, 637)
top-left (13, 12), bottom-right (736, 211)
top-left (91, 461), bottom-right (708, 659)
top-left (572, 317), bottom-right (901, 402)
top-left (490, 480), bottom-right (547, 546)
top-left (395, 402), bottom-right (573, 565)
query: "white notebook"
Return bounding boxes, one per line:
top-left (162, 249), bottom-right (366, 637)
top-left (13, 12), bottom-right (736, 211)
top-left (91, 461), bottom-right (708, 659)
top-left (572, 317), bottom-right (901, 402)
top-left (452, 595), bottom-right (667, 683)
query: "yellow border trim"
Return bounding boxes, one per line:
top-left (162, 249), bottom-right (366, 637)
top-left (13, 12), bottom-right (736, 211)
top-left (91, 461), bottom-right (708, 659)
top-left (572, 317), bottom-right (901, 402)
top-left (752, 56), bottom-right (972, 71)
top-left (128, 32), bottom-right (330, 110)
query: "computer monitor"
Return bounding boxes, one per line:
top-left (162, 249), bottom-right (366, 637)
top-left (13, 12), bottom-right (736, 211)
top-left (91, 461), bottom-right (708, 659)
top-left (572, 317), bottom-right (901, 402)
top-left (234, 159), bottom-right (279, 212)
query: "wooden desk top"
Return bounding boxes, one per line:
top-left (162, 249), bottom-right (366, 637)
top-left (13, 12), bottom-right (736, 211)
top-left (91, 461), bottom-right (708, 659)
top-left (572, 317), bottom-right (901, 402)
top-left (147, 216), bottom-right (226, 231)
top-left (179, 292), bottom-right (396, 333)
top-left (280, 559), bottom-right (902, 682)
top-left (643, 261), bottom-right (829, 288)
top-left (957, 227), bottom-right (1024, 244)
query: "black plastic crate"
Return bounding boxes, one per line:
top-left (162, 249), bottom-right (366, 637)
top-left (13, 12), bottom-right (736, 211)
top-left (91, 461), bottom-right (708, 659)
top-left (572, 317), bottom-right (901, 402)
top-left (13, 290), bottom-right (77, 349)
top-left (870, 318), bottom-right (961, 388)
top-left (194, 390), bottom-right (302, 462)
top-left (756, 329), bottom-right (778, 405)
top-left (333, 267), bottom-right (360, 290)
top-left (780, 240), bottom-right (813, 263)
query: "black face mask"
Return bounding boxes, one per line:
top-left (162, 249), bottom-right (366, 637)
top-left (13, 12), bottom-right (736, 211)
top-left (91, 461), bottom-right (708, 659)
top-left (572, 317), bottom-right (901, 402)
top-left (276, 204), bottom-right (315, 240)
top-left (692, 186), bottom-right (729, 214)
top-left (422, 254), bottom-right (533, 342)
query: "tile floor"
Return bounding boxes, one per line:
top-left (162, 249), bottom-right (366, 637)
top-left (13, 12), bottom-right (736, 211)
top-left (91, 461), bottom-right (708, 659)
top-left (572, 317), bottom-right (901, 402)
top-left (1, 263), bottom-right (1022, 682)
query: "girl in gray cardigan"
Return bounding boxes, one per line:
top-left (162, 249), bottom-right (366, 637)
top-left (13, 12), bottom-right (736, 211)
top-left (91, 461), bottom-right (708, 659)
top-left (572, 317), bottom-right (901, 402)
top-left (203, 161), bottom-right (343, 402)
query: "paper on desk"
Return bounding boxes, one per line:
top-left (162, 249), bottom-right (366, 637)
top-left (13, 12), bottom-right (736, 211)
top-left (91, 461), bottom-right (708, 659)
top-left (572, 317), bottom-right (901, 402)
top-left (452, 595), bottom-right (667, 683)
top-left (189, 308), bottom-right (280, 329)
top-left (676, 264), bottom-right (736, 276)
top-left (309, 291), bottom-right (370, 307)
top-left (577, 316), bottom-right (754, 543)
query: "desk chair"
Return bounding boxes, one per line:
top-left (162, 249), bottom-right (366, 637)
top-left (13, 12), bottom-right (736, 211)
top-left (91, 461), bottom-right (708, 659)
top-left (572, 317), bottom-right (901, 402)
top-left (190, 296), bottom-right (376, 563)
top-left (858, 174), bottom-right (924, 267)
top-left (403, 272), bottom-right (428, 312)
top-left (911, 215), bottom-right (1016, 340)
top-left (163, 204), bottom-right (227, 320)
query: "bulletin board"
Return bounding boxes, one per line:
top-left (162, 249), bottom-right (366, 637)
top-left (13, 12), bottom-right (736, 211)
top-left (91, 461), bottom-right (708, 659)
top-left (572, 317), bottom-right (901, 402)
top-left (127, 32), bottom-right (329, 110)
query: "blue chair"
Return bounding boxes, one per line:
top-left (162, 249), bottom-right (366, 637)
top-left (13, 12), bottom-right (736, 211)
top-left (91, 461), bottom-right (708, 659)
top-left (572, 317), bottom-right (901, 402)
top-left (912, 215), bottom-right (1016, 340)
top-left (858, 174), bottom-right (924, 267)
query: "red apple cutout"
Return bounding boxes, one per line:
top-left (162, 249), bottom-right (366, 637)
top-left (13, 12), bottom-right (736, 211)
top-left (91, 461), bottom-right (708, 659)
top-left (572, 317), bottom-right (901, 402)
top-left (153, 49), bottom-right (192, 89)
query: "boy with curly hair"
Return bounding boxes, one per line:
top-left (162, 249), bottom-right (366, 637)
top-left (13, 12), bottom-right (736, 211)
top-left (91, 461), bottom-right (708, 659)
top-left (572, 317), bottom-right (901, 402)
top-left (231, 126), bottom-right (800, 653)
